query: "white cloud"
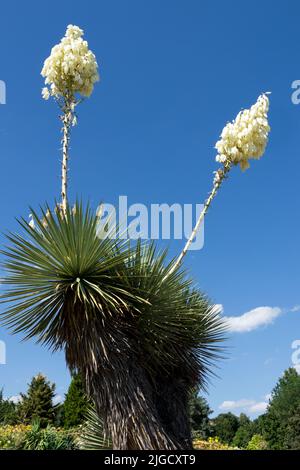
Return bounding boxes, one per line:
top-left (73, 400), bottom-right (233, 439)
top-left (53, 394), bottom-right (63, 405)
top-left (265, 393), bottom-right (272, 401)
top-left (219, 398), bottom-right (268, 415)
top-left (219, 399), bottom-right (255, 410)
top-left (294, 364), bottom-right (300, 374)
top-left (224, 306), bottom-right (282, 333)
top-left (217, 304), bottom-right (300, 334)
top-left (8, 394), bottom-right (21, 404)
top-left (248, 402), bottom-right (268, 413)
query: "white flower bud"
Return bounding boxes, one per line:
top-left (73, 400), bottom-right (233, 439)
top-left (42, 87), bottom-right (50, 100)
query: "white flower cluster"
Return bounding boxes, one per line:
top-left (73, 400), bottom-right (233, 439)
top-left (215, 94), bottom-right (270, 171)
top-left (41, 25), bottom-right (99, 100)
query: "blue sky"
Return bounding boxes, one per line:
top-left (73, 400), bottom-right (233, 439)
top-left (0, 0), bottom-right (300, 417)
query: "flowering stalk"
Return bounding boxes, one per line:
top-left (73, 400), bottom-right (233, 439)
top-left (167, 162), bottom-right (231, 277)
top-left (61, 94), bottom-right (75, 214)
top-left (166, 93), bottom-right (270, 278)
top-left (41, 25), bottom-right (99, 214)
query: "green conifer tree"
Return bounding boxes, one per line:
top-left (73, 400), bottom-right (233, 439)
top-left (18, 373), bottom-right (56, 427)
top-left (63, 374), bottom-right (89, 428)
top-left (0, 389), bottom-right (18, 424)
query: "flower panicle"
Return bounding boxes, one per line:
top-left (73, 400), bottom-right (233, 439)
top-left (215, 93), bottom-right (270, 171)
top-left (41, 24), bottom-right (99, 101)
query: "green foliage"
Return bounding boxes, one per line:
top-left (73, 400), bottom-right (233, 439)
top-left (283, 403), bottom-right (300, 449)
top-left (189, 390), bottom-right (212, 439)
top-left (247, 434), bottom-right (268, 450)
top-left (232, 414), bottom-right (255, 449)
top-left (78, 407), bottom-right (111, 450)
top-left (262, 368), bottom-right (300, 449)
top-left (18, 373), bottom-right (56, 427)
top-left (0, 390), bottom-right (18, 425)
top-left (211, 412), bottom-right (239, 444)
top-left (54, 403), bottom-right (65, 427)
top-left (63, 374), bottom-right (89, 428)
top-left (193, 436), bottom-right (235, 450)
top-left (211, 369), bottom-right (300, 450)
top-left (0, 424), bottom-right (31, 449)
top-left (252, 414), bottom-right (265, 435)
top-left (23, 420), bottom-right (76, 450)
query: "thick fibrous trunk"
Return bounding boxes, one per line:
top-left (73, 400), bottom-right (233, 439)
top-left (90, 363), bottom-right (180, 450)
top-left (64, 302), bottom-right (192, 450)
top-left (155, 376), bottom-right (193, 449)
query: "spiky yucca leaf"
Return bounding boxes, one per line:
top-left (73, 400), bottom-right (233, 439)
top-left (118, 241), bottom-right (226, 387)
top-left (77, 408), bottom-right (112, 450)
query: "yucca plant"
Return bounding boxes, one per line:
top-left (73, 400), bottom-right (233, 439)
top-left (0, 204), bottom-right (225, 449)
top-left (0, 25), bottom-right (232, 450)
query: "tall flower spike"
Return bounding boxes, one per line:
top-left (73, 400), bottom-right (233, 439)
top-left (165, 93), bottom-right (270, 278)
top-left (41, 25), bottom-right (100, 215)
top-left (215, 93), bottom-right (270, 170)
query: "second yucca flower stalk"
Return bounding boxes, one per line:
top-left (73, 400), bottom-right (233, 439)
top-left (167, 93), bottom-right (271, 277)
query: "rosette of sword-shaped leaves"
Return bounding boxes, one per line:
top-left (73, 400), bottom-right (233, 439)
top-left (118, 241), bottom-right (225, 384)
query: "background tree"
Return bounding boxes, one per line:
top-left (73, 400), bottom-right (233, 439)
top-left (18, 373), bottom-right (56, 427)
top-left (0, 389), bottom-right (18, 424)
top-left (283, 402), bottom-right (300, 449)
top-left (189, 390), bottom-right (212, 439)
top-left (262, 368), bottom-right (300, 449)
top-left (232, 413), bottom-right (255, 448)
top-left (211, 412), bottom-right (239, 444)
top-left (252, 413), bottom-right (266, 435)
top-left (63, 373), bottom-right (90, 428)
top-left (54, 402), bottom-right (65, 427)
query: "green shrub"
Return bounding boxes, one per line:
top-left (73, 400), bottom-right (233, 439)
top-left (193, 436), bottom-right (236, 450)
top-left (247, 434), bottom-right (268, 450)
top-left (23, 420), bottom-right (77, 450)
top-left (0, 424), bottom-right (31, 449)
